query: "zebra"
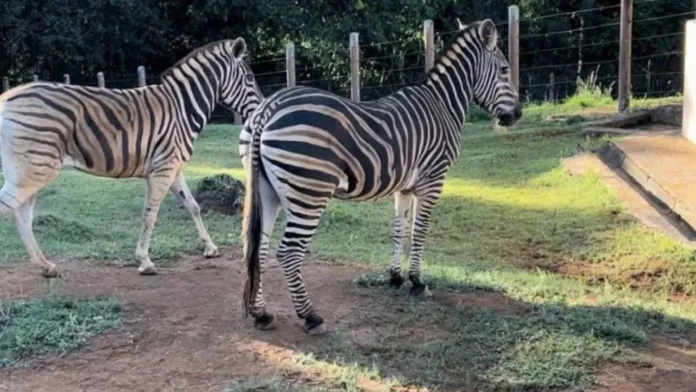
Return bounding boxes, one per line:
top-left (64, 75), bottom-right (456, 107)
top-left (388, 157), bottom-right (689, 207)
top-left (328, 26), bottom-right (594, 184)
top-left (0, 37), bottom-right (262, 277)
top-left (240, 19), bottom-right (522, 334)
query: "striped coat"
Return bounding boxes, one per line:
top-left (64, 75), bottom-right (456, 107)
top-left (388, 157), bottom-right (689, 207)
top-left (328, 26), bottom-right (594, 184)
top-left (0, 37), bottom-right (261, 277)
top-left (240, 19), bottom-right (522, 334)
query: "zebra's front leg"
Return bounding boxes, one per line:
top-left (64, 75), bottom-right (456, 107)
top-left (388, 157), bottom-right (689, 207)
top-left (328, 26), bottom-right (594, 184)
top-left (136, 171), bottom-right (177, 275)
top-left (170, 172), bottom-right (220, 259)
top-left (389, 191), bottom-right (415, 288)
top-left (407, 184), bottom-right (444, 297)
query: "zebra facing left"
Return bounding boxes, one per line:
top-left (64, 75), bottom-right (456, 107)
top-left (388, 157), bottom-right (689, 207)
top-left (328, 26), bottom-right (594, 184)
top-left (0, 37), bottom-right (261, 277)
top-left (240, 19), bottom-right (521, 334)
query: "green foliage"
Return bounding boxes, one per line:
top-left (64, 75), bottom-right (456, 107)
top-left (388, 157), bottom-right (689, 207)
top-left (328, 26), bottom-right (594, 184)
top-left (0, 1), bottom-right (689, 102)
top-left (0, 296), bottom-right (122, 366)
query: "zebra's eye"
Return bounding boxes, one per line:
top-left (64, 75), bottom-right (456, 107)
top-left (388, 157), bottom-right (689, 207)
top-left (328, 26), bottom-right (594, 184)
top-left (245, 74), bottom-right (254, 82)
top-left (501, 66), bottom-right (509, 74)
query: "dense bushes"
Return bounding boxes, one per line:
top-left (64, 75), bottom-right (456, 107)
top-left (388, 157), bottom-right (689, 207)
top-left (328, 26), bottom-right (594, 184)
top-left (0, 0), bottom-right (691, 101)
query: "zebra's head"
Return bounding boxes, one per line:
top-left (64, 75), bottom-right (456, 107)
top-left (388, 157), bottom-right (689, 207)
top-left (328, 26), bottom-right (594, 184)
top-left (459, 19), bottom-right (522, 127)
top-left (218, 38), bottom-right (263, 121)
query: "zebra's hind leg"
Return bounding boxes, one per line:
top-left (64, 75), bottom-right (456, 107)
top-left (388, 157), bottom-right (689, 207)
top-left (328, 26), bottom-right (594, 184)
top-left (389, 191), bottom-right (415, 289)
top-left (170, 172), bottom-right (220, 259)
top-left (13, 195), bottom-right (58, 277)
top-left (407, 184), bottom-right (445, 297)
top-left (135, 171), bottom-right (177, 275)
top-left (276, 202), bottom-right (330, 335)
top-left (250, 175), bottom-right (282, 331)
top-left (0, 139), bottom-right (62, 278)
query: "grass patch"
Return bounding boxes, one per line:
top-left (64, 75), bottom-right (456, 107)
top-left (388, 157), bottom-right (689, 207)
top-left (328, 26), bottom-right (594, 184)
top-left (0, 296), bottom-right (122, 366)
top-left (227, 379), bottom-right (328, 392)
top-left (1, 95), bottom-right (694, 389)
top-left (279, 285), bottom-right (689, 391)
top-left (34, 214), bottom-right (99, 243)
top-left (563, 70), bottom-right (615, 110)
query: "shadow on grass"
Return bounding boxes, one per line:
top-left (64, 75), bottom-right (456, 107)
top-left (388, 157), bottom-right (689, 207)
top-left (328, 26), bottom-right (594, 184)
top-left (243, 276), bottom-right (696, 392)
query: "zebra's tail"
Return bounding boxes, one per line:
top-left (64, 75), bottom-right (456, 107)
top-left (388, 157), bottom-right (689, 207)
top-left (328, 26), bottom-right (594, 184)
top-left (241, 123), bottom-right (263, 318)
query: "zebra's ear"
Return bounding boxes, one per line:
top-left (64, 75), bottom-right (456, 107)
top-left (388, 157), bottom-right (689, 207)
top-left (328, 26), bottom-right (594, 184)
top-left (479, 19), bottom-right (498, 51)
top-left (231, 38), bottom-right (247, 60)
top-left (457, 18), bottom-right (467, 31)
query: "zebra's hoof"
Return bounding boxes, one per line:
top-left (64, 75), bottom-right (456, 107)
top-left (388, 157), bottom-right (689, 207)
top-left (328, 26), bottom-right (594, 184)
top-left (389, 272), bottom-right (405, 289)
top-left (41, 266), bottom-right (59, 278)
top-left (410, 283), bottom-right (433, 297)
top-left (138, 265), bottom-right (158, 276)
top-left (204, 246), bottom-right (221, 259)
top-left (254, 313), bottom-right (276, 331)
top-left (303, 314), bottom-right (327, 335)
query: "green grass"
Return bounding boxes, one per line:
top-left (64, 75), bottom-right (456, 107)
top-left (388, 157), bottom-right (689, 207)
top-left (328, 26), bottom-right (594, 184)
top-left (1, 95), bottom-right (695, 390)
top-left (0, 296), bottom-right (123, 366)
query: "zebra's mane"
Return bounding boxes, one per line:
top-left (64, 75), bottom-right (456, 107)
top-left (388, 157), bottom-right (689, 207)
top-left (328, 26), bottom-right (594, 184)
top-left (428, 22), bottom-right (483, 76)
top-left (160, 39), bottom-right (235, 82)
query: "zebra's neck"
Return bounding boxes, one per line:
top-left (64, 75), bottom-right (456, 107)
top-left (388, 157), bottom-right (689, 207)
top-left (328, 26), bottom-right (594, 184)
top-left (423, 33), bottom-right (481, 128)
top-left (161, 59), bottom-right (223, 134)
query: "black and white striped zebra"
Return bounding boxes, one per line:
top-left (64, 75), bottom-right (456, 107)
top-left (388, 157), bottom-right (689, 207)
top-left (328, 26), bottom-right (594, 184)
top-left (0, 38), bottom-right (261, 277)
top-left (240, 19), bottom-right (521, 334)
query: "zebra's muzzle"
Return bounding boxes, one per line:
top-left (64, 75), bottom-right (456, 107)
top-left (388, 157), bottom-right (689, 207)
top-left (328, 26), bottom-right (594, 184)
top-left (497, 108), bottom-right (521, 127)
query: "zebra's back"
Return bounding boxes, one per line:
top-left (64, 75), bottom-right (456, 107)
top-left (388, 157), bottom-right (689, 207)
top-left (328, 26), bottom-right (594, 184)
top-left (0, 82), bottom-right (178, 179)
top-left (250, 85), bottom-right (457, 201)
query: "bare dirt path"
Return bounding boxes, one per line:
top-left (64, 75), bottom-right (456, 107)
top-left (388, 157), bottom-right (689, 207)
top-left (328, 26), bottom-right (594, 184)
top-left (0, 249), bottom-right (376, 392)
top-left (1, 248), bottom-right (696, 392)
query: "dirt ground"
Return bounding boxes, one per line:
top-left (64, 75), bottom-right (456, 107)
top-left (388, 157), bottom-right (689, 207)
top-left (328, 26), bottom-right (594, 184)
top-left (1, 248), bottom-right (696, 392)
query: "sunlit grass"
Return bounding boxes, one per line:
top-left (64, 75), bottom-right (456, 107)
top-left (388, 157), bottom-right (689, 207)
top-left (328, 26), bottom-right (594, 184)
top-left (1, 95), bottom-right (695, 390)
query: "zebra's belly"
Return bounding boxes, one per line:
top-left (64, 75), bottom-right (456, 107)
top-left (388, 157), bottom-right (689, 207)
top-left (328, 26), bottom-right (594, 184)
top-left (333, 167), bottom-right (419, 201)
top-left (62, 153), bottom-right (147, 179)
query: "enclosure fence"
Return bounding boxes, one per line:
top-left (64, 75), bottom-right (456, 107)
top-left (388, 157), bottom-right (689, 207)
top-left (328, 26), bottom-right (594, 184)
top-left (2, 0), bottom-right (694, 123)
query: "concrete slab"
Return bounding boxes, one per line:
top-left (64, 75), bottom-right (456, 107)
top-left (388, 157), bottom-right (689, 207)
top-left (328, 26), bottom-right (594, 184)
top-left (601, 129), bottom-right (696, 237)
top-left (562, 151), bottom-right (696, 247)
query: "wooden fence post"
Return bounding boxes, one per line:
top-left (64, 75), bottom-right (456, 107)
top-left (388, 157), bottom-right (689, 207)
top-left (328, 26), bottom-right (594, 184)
top-left (286, 43), bottom-right (296, 87)
top-left (32, 75), bottom-right (39, 82)
top-left (424, 20), bottom-right (435, 72)
top-left (683, 20), bottom-right (696, 145)
top-left (549, 73), bottom-right (556, 102)
top-left (97, 72), bottom-right (105, 88)
top-left (2, 77), bottom-right (9, 92)
top-left (137, 66), bottom-right (146, 87)
top-left (63, 74), bottom-right (70, 85)
top-left (508, 5), bottom-right (520, 95)
top-left (618, 0), bottom-right (633, 112)
top-left (350, 32), bottom-right (360, 102)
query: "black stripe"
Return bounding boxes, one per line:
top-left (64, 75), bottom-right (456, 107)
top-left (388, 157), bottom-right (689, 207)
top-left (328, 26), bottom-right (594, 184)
top-left (72, 130), bottom-right (94, 169)
top-left (48, 87), bottom-right (115, 172)
top-left (6, 119), bottom-right (68, 146)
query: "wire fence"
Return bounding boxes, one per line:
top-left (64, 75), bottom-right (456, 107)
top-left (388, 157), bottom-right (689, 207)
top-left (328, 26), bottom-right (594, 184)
top-left (518, 3), bottom-right (692, 103)
top-left (2, 2), bottom-right (693, 123)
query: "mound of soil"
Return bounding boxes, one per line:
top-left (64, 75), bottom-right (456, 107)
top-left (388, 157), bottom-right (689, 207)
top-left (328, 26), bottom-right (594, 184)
top-left (191, 174), bottom-right (245, 216)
